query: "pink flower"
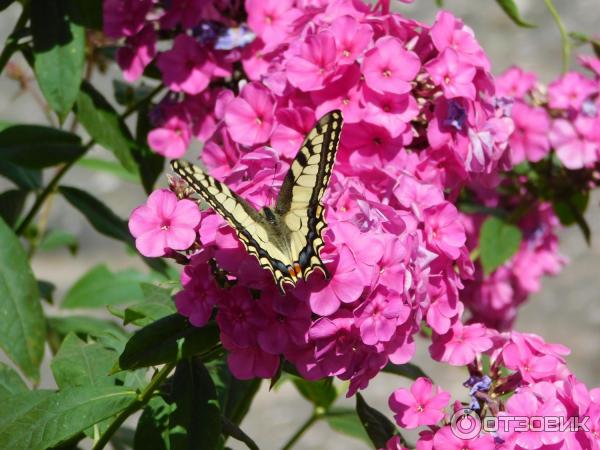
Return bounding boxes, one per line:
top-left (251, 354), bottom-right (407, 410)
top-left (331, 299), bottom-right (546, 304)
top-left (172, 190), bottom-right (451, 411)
top-left (502, 342), bottom-right (558, 383)
top-left (312, 63), bottom-right (365, 123)
top-left (389, 377), bottom-right (451, 428)
top-left (363, 88), bottom-right (418, 138)
top-left (432, 426), bottom-right (495, 450)
top-left (429, 322), bottom-right (493, 365)
top-left (362, 37), bottom-right (420, 95)
top-left (509, 102), bottom-right (551, 164)
top-left (246, 0), bottom-right (298, 49)
top-left (128, 189), bottom-right (201, 257)
top-left (147, 108), bottom-right (191, 158)
top-left (225, 339), bottom-right (280, 379)
top-left (116, 25), bottom-right (156, 82)
top-left (355, 287), bottom-right (410, 345)
top-left (341, 122), bottom-right (408, 166)
top-left (271, 107), bottom-right (315, 158)
top-left (330, 15), bottom-right (373, 65)
top-left (548, 72), bottom-right (597, 110)
top-left (426, 48), bottom-right (476, 100)
top-left (423, 203), bottom-right (466, 260)
top-left (549, 118), bottom-right (598, 169)
top-left (286, 32), bottom-right (338, 91)
top-left (224, 82), bottom-right (277, 146)
top-left (496, 66), bottom-right (538, 98)
top-left (157, 35), bottom-right (219, 95)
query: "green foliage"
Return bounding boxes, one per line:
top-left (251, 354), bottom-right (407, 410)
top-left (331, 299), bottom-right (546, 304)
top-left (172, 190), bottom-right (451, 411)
top-left (0, 218), bottom-right (45, 382)
top-left (0, 363), bottom-right (28, 397)
top-left (356, 393), bottom-right (404, 449)
top-left (324, 408), bottom-right (371, 446)
top-left (0, 189), bottom-right (28, 227)
top-left (38, 230), bottom-right (79, 254)
top-left (479, 216), bottom-right (523, 275)
top-left (495, 0), bottom-right (536, 27)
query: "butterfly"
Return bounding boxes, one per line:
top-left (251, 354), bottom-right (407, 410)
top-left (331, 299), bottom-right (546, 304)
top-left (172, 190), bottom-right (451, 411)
top-left (171, 109), bottom-right (343, 294)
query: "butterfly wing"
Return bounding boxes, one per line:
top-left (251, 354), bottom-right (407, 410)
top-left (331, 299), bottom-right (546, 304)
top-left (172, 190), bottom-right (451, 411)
top-left (275, 110), bottom-right (343, 280)
top-left (171, 159), bottom-right (296, 291)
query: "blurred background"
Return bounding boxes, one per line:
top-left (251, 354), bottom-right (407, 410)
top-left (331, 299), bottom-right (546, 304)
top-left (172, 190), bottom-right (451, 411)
top-left (1, 0), bottom-right (600, 448)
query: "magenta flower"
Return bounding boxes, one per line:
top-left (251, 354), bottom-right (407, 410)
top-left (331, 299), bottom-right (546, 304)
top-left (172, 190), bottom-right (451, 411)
top-left (330, 15), bottom-right (373, 65)
top-left (509, 102), bottom-right (551, 164)
top-left (549, 118), bottom-right (598, 169)
top-left (363, 87), bottom-right (418, 138)
top-left (128, 189), bottom-right (201, 257)
top-left (225, 339), bottom-right (280, 380)
top-left (496, 66), bottom-right (538, 98)
top-left (157, 35), bottom-right (217, 95)
top-left (116, 25), bottom-right (155, 82)
top-left (312, 64), bottom-right (365, 123)
top-left (389, 377), bottom-right (451, 428)
top-left (362, 36), bottom-right (420, 95)
top-left (432, 426), bottom-right (495, 450)
top-left (548, 72), bottom-right (597, 110)
top-left (103, 0), bottom-right (151, 38)
top-left (246, 0), bottom-right (298, 49)
top-left (224, 82), bottom-right (276, 146)
top-left (423, 203), bottom-right (466, 260)
top-left (426, 48), bottom-right (476, 100)
top-left (429, 322), bottom-right (493, 365)
top-left (271, 107), bottom-right (315, 158)
top-left (286, 32), bottom-right (338, 91)
top-left (355, 287), bottom-right (410, 345)
top-left (502, 342), bottom-right (558, 383)
top-left (147, 108), bottom-right (191, 158)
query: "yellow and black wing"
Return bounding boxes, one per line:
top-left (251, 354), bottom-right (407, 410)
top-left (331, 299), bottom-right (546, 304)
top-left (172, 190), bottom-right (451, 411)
top-left (275, 110), bottom-right (343, 281)
top-left (171, 160), bottom-right (296, 290)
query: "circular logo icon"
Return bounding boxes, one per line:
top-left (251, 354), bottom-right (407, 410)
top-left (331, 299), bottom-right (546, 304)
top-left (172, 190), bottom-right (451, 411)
top-left (450, 409), bottom-right (481, 440)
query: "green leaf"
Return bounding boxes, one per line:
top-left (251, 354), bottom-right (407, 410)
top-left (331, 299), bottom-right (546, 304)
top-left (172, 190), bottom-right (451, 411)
top-left (38, 230), bottom-right (78, 254)
top-left (0, 386), bottom-right (136, 450)
top-left (113, 81), bottom-right (155, 108)
top-left (553, 193), bottom-right (591, 243)
top-left (76, 82), bottom-right (138, 173)
top-left (37, 280), bottom-right (56, 304)
top-left (382, 362), bottom-right (428, 381)
top-left (47, 316), bottom-right (127, 342)
top-left (114, 315), bottom-right (220, 372)
top-left (134, 396), bottom-right (172, 450)
top-left (0, 161), bottom-right (42, 190)
top-left (122, 284), bottom-right (176, 326)
top-left (325, 408), bottom-right (371, 445)
top-left (495, 0), bottom-right (536, 27)
top-left (61, 264), bottom-right (152, 309)
top-left (58, 186), bottom-right (132, 243)
top-left (0, 363), bottom-right (28, 398)
top-left (293, 377), bottom-right (337, 410)
top-left (220, 416), bottom-right (259, 450)
top-left (66, 0), bottom-right (103, 30)
top-left (479, 216), bottom-right (522, 275)
top-left (170, 359), bottom-right (221, 450)
top-left (0, 217), bottom-right (45, 381)
top-left (77, 157), bottom-right (139, 183)
top-left (206, 358), bottom-right (261, 428)
top-left (31, 0), bottom-right (85, 121)
top-left (51, 333), bottom-right (117, 389)
top-left (356, 393), bottom-right (402, 449)
top-left (0, 126), bottom-right (85, 168)
top-left (0, 189), bottom-right (28, 228)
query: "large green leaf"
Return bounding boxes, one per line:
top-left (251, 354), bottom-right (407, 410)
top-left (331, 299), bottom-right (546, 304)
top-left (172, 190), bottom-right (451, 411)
top-left (51, 333), bottom-right (117, 388)
top-left (355, 393), bottom-right (402, 449)
top-left (58, 186), bottom-right (132, 243)
top-left (0, 189), bottom-right (28, 228)
top-left (0, 126), bottom-right (84, 168)
top-left (293, 377), bottom-right (337, 410)
top-left (325, 408), bottom-right (371, 446)
top-left (47, 315), bottom-right (127, 342)
top-left (382, 362), bottom-right (428, 380)
top-left (77, 157), bottom-right (139, 183)
top-left (120, 284), bottom-right (176, 327)
top-left (114, 315), bottom-right (220, 372)
top-left (38, 229), bottom-right (78, 254)
top-left (0, 386), bottom-right (136, 450)
top-left (0, 363), bottom-right (28, 398)
top-left (0, 218), bottom-right (45, 381)
top-left (479, 216), bottom-right (522, 275)
top-left (66, 0), bottom-right (103, 30)
top-left (76, 82), bottom-right (138, 173)
top-left (0, 161), bottom-right (42, 190)
top-left (31, 0), bottom-right (85, 121)
top-left (134, 396), bottom-right (172, 450)
top-left (170, 359), bottom-right (221, 450)
top-left (61, 264), bottom-right (151, 309)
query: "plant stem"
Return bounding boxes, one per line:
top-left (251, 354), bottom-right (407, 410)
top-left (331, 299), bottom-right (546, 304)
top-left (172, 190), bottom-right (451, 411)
top-left (281, 412), bottom-right (321, 450)
top-left (543, 0), bottom-right (570, 73)
top-left (91, 362), bottom-right (176, 450)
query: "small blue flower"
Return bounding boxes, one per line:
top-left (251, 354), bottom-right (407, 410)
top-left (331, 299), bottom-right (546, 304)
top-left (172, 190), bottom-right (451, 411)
top-left (444, 100), bottom-right (467, 131)
top-left (582, 98), bottom-right (598, 117)
top-left (192, 21), bottom-right (225, 45)
top-left (214, 25), bottom-right (256, 50)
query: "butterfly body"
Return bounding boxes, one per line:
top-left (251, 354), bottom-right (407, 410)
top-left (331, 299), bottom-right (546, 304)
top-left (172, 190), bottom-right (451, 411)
top-left (172, 110), bottom-right (343, 294)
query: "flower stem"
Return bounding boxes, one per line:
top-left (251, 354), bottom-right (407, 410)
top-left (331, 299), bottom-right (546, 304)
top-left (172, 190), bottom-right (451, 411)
top-left (543, 0), bottom-right (571, 73)
top-left (281, 412), bottom-right (321, 450)
top-left (91, 362), bottom-right (176, 450)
